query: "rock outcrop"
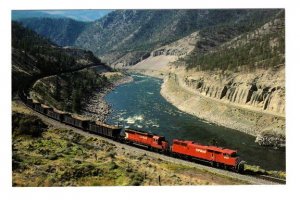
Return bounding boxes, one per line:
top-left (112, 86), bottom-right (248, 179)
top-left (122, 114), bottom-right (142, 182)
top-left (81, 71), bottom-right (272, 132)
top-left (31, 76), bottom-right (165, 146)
top-left (182, 67), bottom-right (285, 116)
top-left (151, 31), bottom-right (201, 57)
top-left (111, 51), bottom-right (150, 68)
top-left (255, 133), bottom-right (285, 148)
top-left (112, 31), bottom-right (201, 68)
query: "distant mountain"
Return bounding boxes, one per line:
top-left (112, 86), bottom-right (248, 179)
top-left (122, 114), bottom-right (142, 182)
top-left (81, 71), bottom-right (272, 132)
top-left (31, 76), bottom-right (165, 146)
top-left (12, 10), bottom-right (62, 21)
top-left (19, 18), bottom-right (89, 46)
top-left (43, 10), bottom-right (112, 22)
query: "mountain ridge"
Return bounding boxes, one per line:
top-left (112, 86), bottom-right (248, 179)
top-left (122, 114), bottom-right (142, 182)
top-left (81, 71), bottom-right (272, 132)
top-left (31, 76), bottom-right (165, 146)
top-left (19, 18), bottom-right (89, 47)
top-left (17, 9), bottom-right (282, 68)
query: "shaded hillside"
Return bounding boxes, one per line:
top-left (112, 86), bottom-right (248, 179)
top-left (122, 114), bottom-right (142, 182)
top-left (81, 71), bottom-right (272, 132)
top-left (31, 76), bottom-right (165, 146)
top-left (12, 21), bottom-right (102, 93)
top-left (31, 69), bottom-right (110, 113)
top-left (19, 18), bottom-right (89, 46)
top-left (182, 11), bottom-right (285, 72)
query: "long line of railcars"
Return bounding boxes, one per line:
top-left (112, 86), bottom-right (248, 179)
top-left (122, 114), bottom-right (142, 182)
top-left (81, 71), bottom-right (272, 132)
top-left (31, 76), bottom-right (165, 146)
top-left (21, 94), bottom-right (123, 140)
top-left (20, 93), bottom-right (245, 172)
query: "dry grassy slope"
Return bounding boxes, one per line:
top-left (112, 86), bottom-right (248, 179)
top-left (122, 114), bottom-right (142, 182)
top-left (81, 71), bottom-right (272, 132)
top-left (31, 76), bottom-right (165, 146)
top-left (12, 101), bottom-right (246, 186)
top-left (220, 17), bottom-right (284, 50)
top-left (124, 30), bottom-right (201, 77)
top-left (114, 31), bottom-right (200, 68)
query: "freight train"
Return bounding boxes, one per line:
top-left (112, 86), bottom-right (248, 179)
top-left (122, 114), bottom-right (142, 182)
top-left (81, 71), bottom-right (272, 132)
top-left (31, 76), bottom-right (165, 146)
top-left (19, 91), bottom-right (245, 172)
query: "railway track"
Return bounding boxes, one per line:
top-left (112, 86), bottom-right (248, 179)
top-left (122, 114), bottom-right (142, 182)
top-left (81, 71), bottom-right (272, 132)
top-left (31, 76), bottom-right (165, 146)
top-left (18, 99), bottom-right (285, 185)
top-left (256, 175), bottom-right (286, 184)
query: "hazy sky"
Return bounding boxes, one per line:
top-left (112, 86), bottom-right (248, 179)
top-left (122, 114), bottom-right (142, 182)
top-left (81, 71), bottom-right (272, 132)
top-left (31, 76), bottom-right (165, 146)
top-left (12, 10), bottom-right (112, 22)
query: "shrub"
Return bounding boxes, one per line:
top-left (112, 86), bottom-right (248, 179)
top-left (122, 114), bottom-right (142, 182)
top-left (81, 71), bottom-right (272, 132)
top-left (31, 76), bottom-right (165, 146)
top-left (109, 161), bottom-right (119, 170)
top-left (130, 173), bottom-right (144, 186)
top-left (106, 151), bottom-right (117, 159)
top-left (12, 112), bottom-right (47, 137)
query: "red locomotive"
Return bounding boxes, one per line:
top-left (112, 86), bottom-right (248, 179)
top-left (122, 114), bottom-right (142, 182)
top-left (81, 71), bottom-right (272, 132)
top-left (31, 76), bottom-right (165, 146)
top-left (171, 139), bottom-right (243, 170)
top-left (124, 129), bottom-right (169, 152)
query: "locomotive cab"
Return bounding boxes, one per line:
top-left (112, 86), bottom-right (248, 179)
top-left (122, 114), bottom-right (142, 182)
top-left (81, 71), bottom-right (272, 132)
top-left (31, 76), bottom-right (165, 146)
top-left (224, 152), bottom-right (238, 159)
top-left (222, 151), bottom-right (244, 171)
top-left (230, 152), bottom-right (238, 157)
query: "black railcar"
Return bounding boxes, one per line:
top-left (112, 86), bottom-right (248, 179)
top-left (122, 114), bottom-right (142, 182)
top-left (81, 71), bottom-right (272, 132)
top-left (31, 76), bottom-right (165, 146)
top-left (25, 98), bottom-right (35, 109)
top-left (88, 121), bottom-right (122, 140)
top-left (63, 114), bottom-right (90, 130)
top-left (34, 102), bottom-right (49, 114)
top-left (46, 108), bottom-right (65, 122)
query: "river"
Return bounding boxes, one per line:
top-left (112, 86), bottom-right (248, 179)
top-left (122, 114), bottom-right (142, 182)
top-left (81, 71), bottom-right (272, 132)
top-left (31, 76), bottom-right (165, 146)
top-left (104, 74), bottom-right (285, 171)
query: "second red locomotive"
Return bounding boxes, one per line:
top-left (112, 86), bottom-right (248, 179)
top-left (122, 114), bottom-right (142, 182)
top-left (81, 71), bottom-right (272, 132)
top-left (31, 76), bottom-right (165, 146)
top-left (171, 139), bottom-right (243, 170)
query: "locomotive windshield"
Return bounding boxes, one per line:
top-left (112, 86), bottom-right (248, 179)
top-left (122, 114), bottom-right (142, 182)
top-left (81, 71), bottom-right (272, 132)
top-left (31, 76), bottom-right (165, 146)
top-left (230, 152), bottom-right (238, 157)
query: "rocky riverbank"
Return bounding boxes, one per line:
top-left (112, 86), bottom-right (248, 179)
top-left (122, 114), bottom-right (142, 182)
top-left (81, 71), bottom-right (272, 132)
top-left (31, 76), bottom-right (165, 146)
top-left (81, 72), bottom-right (133, 122)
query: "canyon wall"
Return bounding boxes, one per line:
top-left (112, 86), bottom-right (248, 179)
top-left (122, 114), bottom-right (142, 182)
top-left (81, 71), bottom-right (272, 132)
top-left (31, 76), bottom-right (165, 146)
top-left (182, 67), bottom-right (285, 116)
